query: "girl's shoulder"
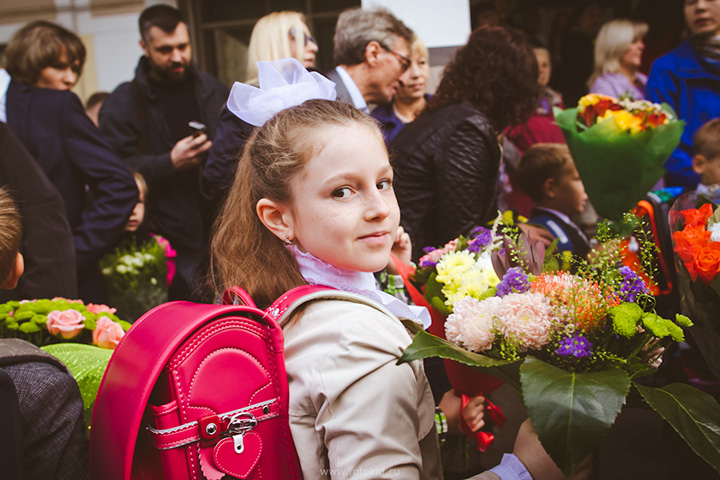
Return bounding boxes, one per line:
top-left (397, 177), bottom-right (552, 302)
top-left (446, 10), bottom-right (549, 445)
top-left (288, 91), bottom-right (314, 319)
top-left (285, 296), bottom-right (412, 354)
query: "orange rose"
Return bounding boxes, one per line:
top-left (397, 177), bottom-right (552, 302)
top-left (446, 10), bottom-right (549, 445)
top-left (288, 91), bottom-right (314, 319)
top-left (680, 203), bottom-right (714, 228)
top-left (673, 225), bottom-right (711, 251)
top-left (694, 243), bottom-right (720, 284)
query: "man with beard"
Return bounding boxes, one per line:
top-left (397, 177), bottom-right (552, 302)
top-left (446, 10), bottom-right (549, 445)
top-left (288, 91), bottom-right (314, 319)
top-left (99, 5), bottom-right (228, 300)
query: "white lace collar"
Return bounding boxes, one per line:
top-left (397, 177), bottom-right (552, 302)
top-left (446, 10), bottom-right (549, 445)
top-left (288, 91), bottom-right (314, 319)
top-left (289, 245), bottom-right (431, 329)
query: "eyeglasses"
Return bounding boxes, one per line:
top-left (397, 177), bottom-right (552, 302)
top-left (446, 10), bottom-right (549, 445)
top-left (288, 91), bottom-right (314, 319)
top-left (378, 42), bottom-right (411, 72)
top-left (289, 28), bottom-right (317, 47)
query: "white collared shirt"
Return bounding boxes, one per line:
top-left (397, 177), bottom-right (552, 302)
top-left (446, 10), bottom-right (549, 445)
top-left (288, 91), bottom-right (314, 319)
top-left (0, 69), bottom-right (11, 123)
top-left (334, 66), bottom-right (369, 113)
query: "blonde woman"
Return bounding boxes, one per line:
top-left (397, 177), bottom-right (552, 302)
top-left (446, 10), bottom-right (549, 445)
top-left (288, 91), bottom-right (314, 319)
top-left (246, 11), bottom-right (318, 85)
top-left (589, 19), bottom-right (648, 100)
top-left (372, 36), bottom-right (431, 144)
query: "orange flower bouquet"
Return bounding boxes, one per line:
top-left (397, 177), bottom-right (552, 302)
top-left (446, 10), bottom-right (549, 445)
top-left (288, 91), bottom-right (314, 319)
top-left (670, 192), bottom-right (720, 379)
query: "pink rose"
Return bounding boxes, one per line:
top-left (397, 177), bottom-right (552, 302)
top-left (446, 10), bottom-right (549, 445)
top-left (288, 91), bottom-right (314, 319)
top-left (86, 303), bottom-right (117, 315)
top-left (46, 309), bottom-right (85, 339)
top-left (93, 316), bottom-right (125, 349)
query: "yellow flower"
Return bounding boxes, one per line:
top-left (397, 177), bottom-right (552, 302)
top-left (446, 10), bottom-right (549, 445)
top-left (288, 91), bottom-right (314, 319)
top-left (602, 109), bottom-right (643, 134)
top-left (436, 251), bottom-right (475, 285)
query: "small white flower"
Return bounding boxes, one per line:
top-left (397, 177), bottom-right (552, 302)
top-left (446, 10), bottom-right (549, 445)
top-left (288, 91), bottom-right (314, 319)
top-left (709, 222), bottom-right (720, 243)
top-left (150, 277), bottom-right (158, 285)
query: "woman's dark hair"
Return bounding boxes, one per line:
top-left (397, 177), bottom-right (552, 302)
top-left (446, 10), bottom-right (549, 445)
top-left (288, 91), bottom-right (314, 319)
top-left (427, 25), bottom-right (538, 132)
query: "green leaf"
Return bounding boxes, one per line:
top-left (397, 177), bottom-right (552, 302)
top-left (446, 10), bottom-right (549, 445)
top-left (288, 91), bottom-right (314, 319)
top-left (399, 330), bottom-right (521, 390)
top-left (521, 357), bottom-right (630, 477)
top-left (429, 296), bottom-right (451, 317)
top-left (635, 382), bottom-right (720, 473)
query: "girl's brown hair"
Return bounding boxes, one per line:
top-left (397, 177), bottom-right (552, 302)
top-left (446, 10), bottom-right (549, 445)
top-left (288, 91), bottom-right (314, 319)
top-left (4, 20), bottom-right (86, 86)
top-left (210, 99), bottom-right (381, 308)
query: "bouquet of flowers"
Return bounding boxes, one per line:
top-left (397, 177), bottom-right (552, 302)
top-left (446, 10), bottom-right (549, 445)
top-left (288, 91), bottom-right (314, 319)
top-left (0, 298), bottom-right (130, 421)
top-left (100, 235), bottom-right (171, 322)
top-left (670, 191), bottom-right (720, 381)
top-left (554, 94), bottom-right (684, 221)
top-left (400, 218), bottom-right (720, 477)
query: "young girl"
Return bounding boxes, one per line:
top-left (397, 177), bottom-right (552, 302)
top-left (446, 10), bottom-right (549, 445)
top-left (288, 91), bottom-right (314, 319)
top-left (209, 61), bottom-right (577, 475)
top-left (211, 99), bottom-right (441, 478)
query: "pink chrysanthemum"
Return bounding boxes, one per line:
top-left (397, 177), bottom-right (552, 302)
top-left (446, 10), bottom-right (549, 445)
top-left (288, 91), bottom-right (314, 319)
top-left (497, 292), bottom-right (553, 351)
top-left (445, 296), bottom-right (500, 352)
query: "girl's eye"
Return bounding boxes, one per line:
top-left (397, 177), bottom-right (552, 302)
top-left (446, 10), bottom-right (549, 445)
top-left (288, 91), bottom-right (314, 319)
top-left (332, 187), bottom-right (352, 199)
top-left (377, 179), bottom-right (392, 191)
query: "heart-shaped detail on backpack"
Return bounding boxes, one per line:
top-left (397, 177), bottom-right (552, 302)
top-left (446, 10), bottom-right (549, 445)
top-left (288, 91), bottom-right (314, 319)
top-left (213, 432), bottom-right (263, 479)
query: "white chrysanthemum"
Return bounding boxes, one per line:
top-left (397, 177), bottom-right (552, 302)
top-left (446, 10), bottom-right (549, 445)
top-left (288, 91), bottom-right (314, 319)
top-left (709, 222), bottom-right (720, 243)
top-left (445, 296), bottom-right (500, 352)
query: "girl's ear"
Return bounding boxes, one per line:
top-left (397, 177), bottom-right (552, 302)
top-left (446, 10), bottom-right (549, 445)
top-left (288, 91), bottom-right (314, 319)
top-left (542, 177), bottom-right (556, 199)
top-left (256, 198), bottom-right (295, 242)
top-left (2, 253), bottom-right (24, 290)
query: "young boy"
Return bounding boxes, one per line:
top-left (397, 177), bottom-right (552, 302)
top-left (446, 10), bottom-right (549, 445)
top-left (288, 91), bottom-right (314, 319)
top-left (516, 143), bottom-right (591, 259)
top-left (0, 187), bottom-right (89, 478)
top-left (692, 118), bottom-right (720, 196)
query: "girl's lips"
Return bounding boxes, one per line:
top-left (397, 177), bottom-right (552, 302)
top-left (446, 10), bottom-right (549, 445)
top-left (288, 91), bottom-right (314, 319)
top-left (358, 231), bottom-right (390, 246)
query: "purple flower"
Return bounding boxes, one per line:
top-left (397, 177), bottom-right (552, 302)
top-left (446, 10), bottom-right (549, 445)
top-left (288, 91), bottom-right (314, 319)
top-left (496, 267), bottom-right (530, 297)
top-left (618, 266), bottom-right (650, 303)
top-left (469, 227), bottom-right (493, 250)
top-left (555, 333), bottom-right (593, 358)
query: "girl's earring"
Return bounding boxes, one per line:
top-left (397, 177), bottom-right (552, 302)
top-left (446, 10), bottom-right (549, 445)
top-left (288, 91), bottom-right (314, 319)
top-left (284, 235), bottom-right (294, 245)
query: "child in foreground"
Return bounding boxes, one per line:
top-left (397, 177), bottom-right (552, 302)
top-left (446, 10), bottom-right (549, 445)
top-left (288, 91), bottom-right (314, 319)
top-left (0, 187), bottom-right (88, 479)
top-left (209, 94), bottom-right (587, 479)
top-left (516, 143), bottom-right (591, 260)
top-left (692, 118), bottom-right (720, 197)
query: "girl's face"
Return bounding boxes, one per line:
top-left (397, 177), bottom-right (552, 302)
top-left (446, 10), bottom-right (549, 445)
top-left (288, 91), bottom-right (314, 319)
top-left (289, 23), bottom-right (318, 68)
top-left (397, 50), bottom-right (430, 102)
top-left (620, 38), bottom-right (644, 71)
top-left (286, 124), bottom-right (400, 272)
top-left (35, 50), bottom-right (80, 90)
top-left (125, 179), bottom-right (146, 232)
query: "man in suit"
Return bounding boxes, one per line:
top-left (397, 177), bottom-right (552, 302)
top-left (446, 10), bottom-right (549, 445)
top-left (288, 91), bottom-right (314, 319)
top-left (99, 5), bottom-right (229, 300)
top-left (1, 21), bottom-right (138, 303)
top-left (325, 7), bottom-right (414, 112)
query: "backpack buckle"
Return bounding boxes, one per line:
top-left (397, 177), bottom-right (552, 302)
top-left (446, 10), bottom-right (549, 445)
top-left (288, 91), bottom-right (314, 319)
top-left (227, 412), bottom-right (258, 454)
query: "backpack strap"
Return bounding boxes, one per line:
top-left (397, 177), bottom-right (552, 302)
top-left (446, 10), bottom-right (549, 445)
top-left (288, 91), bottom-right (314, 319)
top-left (266, 285), bottom-right (397, 327)
top-left (90, 300), bottom-right (277, 480)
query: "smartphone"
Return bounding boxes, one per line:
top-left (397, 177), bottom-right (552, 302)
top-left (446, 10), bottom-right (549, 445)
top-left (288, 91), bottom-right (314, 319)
top-left (188, 121), bottom-right (207, 138)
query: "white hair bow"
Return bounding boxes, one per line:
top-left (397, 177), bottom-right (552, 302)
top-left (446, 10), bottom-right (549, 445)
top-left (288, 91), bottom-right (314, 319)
top-left (227, 58), bottom-right (337, 127)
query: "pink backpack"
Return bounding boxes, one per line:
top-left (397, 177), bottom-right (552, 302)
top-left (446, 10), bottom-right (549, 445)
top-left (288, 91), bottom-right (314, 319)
top-left (90, 285), bottom-right (333, 480)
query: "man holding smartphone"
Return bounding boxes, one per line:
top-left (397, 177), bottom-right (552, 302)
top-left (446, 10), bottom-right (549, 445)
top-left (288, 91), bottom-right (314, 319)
top-left (99, 5), bottom-right (228, 300)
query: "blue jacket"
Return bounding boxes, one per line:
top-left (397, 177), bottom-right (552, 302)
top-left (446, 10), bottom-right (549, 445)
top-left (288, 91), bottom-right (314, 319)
top-left (6, 81), bottom-right (138, 273)
top-left (646, 40), bottom-right (720, 188)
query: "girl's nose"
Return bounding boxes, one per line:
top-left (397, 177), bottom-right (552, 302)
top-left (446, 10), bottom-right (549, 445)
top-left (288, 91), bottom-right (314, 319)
top-left (364, 189), bottom-right (391, 220)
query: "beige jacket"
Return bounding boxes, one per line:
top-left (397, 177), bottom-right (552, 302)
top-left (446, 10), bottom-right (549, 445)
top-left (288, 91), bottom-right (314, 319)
top-left (283, 297), bottom-right (442, 480)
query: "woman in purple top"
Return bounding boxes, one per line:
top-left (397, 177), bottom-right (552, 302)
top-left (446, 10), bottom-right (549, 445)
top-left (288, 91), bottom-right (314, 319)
top-left (589, 19), bottom-right (648, 100)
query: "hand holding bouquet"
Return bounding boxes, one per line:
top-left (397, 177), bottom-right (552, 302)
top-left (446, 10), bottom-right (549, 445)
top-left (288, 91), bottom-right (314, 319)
top-left (554, 94), bottom-right (683, 221)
